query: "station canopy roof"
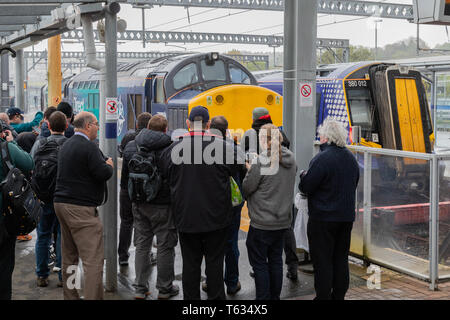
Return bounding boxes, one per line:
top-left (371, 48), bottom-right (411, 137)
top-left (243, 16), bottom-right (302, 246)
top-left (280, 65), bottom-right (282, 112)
top-left (0, 1), bottom-right (106, 53)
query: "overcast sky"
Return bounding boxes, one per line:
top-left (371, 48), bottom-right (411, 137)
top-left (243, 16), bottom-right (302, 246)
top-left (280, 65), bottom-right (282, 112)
top-left (28, 0), bottom-right (450, 55)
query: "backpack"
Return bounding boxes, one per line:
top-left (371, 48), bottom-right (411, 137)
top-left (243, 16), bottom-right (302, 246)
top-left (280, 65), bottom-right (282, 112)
top-left (128, 145), bottom-right (161, 203)
top-left (0, 141), bottom-right (42, 236)
top-left (31, 137), bottom-right (66, 204)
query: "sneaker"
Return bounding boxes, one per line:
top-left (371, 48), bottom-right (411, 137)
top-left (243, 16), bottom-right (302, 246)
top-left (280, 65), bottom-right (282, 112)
top-left (226, 281), bottom-right (241, 295)
top-left (158, 284), bottom-right (179, 300)
top-left (286, 270), bottom-right (298, 281)
top-left (17, 234), bottom-right (32, 241)
top-left (119, 260), bottom-right (129, 267)
top-left (201, 281), bottom-right (207, 293)
top-left (150, 252), bottom-right (157, 266)
top-left (37, 277), bottom-right (49, 287)
top-left (53, 266), bottom-right (61, 273)
top-left (134, 292), bottom-right (151, 300)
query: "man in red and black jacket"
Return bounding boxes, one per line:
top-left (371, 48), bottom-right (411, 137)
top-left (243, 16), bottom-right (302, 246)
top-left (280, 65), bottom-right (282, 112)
top-left (162, 106), bottom-right (238, 300)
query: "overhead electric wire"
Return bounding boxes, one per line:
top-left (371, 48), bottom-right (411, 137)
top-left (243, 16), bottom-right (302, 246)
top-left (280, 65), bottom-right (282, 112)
top-left (147, 8), bottom-right (219, 30)
top-left (168, 9), bottom-right (252, 32)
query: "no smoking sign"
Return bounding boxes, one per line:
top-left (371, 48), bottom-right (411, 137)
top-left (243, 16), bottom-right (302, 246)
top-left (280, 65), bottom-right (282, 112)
top-left (299, 82), bottom-right (313, 107)
top-left (106, 97), bottom-right (119, 121)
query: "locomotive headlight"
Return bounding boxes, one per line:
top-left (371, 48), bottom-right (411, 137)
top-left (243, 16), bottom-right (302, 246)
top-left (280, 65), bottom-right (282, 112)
top-left (215, 95), bottom-right (224, 105)
top-left (266, 94), bottom-right (274, 105)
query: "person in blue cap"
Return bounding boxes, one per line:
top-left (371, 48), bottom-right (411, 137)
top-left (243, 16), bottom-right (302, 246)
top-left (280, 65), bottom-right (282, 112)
top-left (7, 107), bottom-right (43, 134)
top-left (161, 106), bottom-right (240, 300)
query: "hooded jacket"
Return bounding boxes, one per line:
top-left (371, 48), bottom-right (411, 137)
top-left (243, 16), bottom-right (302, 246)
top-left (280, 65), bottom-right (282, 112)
top-left (40, 121), bottom-right (75, 139)
top-left (123, 129), bottom-right (172, 205)
top-left (242, 147), bottom-right (297, 231)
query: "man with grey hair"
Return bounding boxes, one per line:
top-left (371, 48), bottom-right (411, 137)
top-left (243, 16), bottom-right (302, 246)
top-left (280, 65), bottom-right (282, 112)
top-left (299, 118), bottom-right (359, 300)
top-left (54, 111), bottom-right (113, 300)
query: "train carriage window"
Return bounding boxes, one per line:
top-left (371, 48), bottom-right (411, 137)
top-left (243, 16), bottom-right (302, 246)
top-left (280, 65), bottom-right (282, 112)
top-left (89, 81), bottom-right (97, 89)
top-left (154, 77), bottom-right (165, 103)
top-left (200, 60), bottom-right (226, 82)
top-left (229, 64), bottom-right (251, 84)
top-left (347, 88), bottom-right (373, 128)
top-left (72, 82), bottom-right (79, 89)
top-left (79, 81), bottom-right (85, 89)
top-left (173, 63), bottom-right (199, 90)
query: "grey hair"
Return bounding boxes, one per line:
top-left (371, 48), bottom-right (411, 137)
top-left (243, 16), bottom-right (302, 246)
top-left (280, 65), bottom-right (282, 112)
top-left (318, 118), bottom-right (348, 147)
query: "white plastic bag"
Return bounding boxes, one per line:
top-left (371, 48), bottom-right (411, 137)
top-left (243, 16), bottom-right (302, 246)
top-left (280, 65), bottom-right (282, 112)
top-left (293, 193), bottom-right (309, 252)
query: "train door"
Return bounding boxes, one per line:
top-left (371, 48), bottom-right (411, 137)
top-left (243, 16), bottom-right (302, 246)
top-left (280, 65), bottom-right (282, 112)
top-left (127, 94), bottom-right (143, 130)
top-left (150, 74), bottom-right (170, 120)
top-left (395, 78), bottom-right (426, 153)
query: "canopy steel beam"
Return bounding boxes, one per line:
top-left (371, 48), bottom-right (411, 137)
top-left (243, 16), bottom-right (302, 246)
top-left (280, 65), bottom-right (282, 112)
top-left (0, 16), bottom-right (43, 25)
top-left (0, 5), bottom-right (58, 16)
top-left (25, 50), bottom-right (270, 64)
top-left (61, 29), bottom-right (349, 49)
top-left (128, 0), bottom-right (414, 20)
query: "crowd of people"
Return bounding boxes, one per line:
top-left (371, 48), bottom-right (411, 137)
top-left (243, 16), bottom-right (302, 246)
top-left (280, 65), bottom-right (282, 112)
top-left (0, 101), bottom-right (359, 301)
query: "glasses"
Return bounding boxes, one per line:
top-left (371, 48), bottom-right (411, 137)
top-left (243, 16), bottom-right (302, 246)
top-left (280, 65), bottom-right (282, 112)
top-left (89, 121), bottom-right (100, 128)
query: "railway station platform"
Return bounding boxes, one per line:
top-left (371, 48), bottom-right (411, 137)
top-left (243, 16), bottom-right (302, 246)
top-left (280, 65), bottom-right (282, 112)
top-left (10, 223), bottom-right (450, 301)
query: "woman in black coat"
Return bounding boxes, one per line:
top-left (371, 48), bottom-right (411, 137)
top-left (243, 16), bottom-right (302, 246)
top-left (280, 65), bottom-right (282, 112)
top-left (299, 119), bottom-right (359, 300)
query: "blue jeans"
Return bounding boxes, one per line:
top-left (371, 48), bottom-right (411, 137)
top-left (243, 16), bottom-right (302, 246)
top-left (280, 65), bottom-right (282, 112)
top-left (224, 203), bottom-right (243, 289)
top-left (35, 203), bottom-right (62, 281)
top-left (246, 226), bottom-right (286, 300)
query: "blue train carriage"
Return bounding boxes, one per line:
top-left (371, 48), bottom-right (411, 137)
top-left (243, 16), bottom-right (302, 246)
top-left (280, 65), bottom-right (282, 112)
top-left (258, 62), bottom-right (437, 193)
top-left (64, 53), bottom-right (283, 142)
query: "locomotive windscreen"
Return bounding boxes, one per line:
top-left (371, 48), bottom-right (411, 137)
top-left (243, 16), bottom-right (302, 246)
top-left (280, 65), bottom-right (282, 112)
top-left (347, 88), bottom-right (372, 128)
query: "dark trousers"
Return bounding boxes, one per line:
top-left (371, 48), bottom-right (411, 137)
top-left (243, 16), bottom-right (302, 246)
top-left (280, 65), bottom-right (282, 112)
top-left (284, 207), bottom-right (299, 271)
top-left (0, 229), bottom-right (16, 300)
top-left (36, 203), bottom-right (62, 281)
top-left (307, 219), bottom-right (353, 300)
top-left (179, 228), bottom-right (228, 300)
top-left (224, 204), bottom-right (243, 289)
top-left (118, 188), bottom-right (134, 262)
top-left (246, 226), bottom-right (286, 300)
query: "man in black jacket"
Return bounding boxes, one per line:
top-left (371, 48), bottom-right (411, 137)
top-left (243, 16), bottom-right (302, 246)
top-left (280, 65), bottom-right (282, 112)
top-left (118, 112), bottom-right (152, 266)
top-left (162, 106), bottom-right (236, 300)
top-left (123, 114), bottom-right (178, 300)
top-left (54, 111), bottom-right (113, 300)
top-left (299, 119), bottom-right (359, 300)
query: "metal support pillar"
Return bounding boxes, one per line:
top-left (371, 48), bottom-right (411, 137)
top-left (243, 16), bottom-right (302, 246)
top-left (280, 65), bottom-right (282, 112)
top-left (104, 1), bottom-right (119, 292)
top-left (363, 152), bottom-right (372, 260)
top-left (142, 8), bottom-right (146, 48)
top-left (1, 54), bottom-right (9, 110)
top-left (343, 47), bottom-right (350, 63)
top-left (429, 156), bottom-right (439, 290)
top-left (14, 49), bottom-right (24, 109)
top-left (282, 0), bottom-right (296, 144)
top-left (294, 1), bottom-right (317, 172)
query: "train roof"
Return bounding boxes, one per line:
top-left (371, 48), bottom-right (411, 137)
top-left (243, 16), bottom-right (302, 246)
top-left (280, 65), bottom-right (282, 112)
top-left (68, 52), bottom-right (250, 83)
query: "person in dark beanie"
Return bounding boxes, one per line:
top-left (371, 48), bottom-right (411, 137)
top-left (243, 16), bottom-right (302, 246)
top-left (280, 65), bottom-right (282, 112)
top-left (38, 106), bottom-right (57, 138)
top-left (299, 119), bottom-right (359, 300)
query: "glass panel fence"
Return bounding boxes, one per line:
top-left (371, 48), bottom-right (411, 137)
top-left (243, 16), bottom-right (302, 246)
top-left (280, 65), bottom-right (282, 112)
top-left (366, 153), bottom-right (431, 280)
top-left (350, 151), bottom-right (364, 257)
top-left (438, 157), bottom-right (450, 279)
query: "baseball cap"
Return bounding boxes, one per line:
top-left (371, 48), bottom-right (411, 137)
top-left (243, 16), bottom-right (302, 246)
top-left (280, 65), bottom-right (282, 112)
top-left (189, 106), bottom-right (210, 123)
top-left (7, 107), bottom-right (24, 118)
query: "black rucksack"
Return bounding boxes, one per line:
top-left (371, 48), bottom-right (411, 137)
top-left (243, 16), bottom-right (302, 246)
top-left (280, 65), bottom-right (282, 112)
top-left (31, 137), bottom-right (66, 204)
top-left (128, 146), bottom-right (161, 203)
top-left (0, 141), bottom-right (42, 236)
